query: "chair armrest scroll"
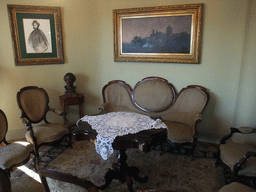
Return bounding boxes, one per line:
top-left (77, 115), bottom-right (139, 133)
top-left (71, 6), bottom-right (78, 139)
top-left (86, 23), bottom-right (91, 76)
top-left (49, 107), bottom-right (66, 116)
top-left (49, 107), bottom-right (71, 128)
top-left (233, 151), bottom-right (256, 175)
top-left (161, 112), bottom-right (202, 127)
top-left (98, 103), bottom-right (109, 111)
top-left (20, 117), bottom-right (29, 126)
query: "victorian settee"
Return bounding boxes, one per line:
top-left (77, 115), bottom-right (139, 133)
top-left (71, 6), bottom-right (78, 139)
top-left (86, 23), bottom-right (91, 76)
top-left (98, 76), bottom-right (210, 154)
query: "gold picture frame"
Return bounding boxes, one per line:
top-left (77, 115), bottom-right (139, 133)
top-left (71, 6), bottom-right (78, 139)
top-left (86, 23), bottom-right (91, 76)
top-left (113, 4), bottom-right (203, 64)
top-left (7, 4), bottom-right (64, 66)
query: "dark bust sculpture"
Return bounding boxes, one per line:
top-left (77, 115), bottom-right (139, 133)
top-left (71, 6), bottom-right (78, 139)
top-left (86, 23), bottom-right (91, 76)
top-left (64, 73), bottom-right (77, 96)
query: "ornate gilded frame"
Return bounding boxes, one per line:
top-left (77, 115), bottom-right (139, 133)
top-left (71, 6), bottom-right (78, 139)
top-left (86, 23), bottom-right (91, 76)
top-left (113, 4), bottom-right (203, 64)
top-left (7, 4), bottom-right (64, 66)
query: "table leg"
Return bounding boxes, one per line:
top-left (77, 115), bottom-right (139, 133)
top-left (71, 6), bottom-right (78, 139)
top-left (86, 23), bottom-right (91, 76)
top-left (79, 104), bottom-right (83, 118)
top-left (62, 105), bottom-right (67, 115)
top-left (99, 149), bottom-right (148, 192)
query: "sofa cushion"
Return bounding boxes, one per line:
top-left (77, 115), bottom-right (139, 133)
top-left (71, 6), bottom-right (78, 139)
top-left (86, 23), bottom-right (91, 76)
top-left (164, 121), bottom-right (194, 143)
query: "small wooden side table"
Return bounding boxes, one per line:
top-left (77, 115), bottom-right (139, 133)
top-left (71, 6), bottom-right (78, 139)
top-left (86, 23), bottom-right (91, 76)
top-left (59, 93), bottom-right (84, 118)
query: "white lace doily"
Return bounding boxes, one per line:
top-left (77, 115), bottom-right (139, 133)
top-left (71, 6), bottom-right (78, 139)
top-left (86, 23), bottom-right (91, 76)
top-left (77, 112), bottom-right (167, 160)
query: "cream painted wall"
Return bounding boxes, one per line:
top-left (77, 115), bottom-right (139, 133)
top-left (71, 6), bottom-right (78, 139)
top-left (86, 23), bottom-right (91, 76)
top-left (233, 0), bottom-right (256, 127)
top-left (0, 0), bottom-right (255, 143)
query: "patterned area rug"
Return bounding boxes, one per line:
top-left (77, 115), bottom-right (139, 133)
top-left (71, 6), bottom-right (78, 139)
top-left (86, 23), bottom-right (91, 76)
top-left (11, 140), bottom-right (225, 192)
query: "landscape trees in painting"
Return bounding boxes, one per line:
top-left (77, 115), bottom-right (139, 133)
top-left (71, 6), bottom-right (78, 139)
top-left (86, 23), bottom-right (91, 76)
top-left (114, 4), bottom-right (203, 63)
top-left (122, 15), bottom-right (192, 54)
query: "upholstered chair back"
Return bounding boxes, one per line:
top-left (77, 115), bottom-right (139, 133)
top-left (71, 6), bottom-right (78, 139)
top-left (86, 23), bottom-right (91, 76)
top-left (17, 86), bottom-right (48, 123)
top-left (132, 77), bottom-right (176, 112)
top-left (170, 85), bottom-right (209, 113)
top-left (102, 80), bottom-right (135, 112)
top-left (0, 110), bottom-right (7, 143)
top-left (101, 77), bottom-right (178, 114)
top-left (224, 127), bottom-right (256, 147)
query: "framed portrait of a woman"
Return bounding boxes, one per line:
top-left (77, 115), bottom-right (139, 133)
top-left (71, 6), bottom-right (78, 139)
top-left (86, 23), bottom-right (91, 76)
top-left (7, 4), bottom-right (64, 66)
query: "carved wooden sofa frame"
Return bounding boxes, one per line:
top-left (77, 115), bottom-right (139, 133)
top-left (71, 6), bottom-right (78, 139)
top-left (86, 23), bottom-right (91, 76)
top-left (98, 76), bottom-right (210, 155)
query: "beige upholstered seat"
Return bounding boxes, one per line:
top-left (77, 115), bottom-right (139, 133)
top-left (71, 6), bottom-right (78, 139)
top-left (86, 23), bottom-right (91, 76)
top-left (217, 127), bottom-right (256, 188)
top-left (164, 121), bottom-right (194, 143)
top-left (219, 182), bottom-right (256, 192)
top-left (99, 77), bottom-right (210, 154)
top-left (220, 143), bottom-right (256, 174)
top-left (40, 169), bottom-right (100, 192)
top-left (17, 86), bottom-right (72, 163)
top-left (0, 141), bottom-right (33, 170)
top-left (25, 123), bottom-right (70, 145)
top-left (0, 109), bottom-right (33, 176)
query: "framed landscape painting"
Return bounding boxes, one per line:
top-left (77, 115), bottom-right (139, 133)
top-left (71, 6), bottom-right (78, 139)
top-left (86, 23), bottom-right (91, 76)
top-left (113, 4), bottom-right (203, 64)
top-left (8, 4), bottom-right (64, 66)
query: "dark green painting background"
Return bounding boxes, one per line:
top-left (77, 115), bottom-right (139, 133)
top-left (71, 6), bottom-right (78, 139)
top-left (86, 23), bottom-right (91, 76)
top-left (16, 13), bottom-right (57, 58)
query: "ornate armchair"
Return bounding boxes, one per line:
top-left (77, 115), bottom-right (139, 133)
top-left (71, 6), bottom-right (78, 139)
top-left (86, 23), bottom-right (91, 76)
top-left (0, 109), bottom-right (33, 176)
top-left (99, 77), bottom-right (210, 154)
top-left (17, 86), bottom-right (72, 163)
top-left (39, 168), bottom-right (100, 192)
top-left (217, 127), bottom-right (256, 188)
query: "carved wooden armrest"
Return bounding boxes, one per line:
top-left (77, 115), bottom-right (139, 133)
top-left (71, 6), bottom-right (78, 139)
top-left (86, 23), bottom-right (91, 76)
top-left (49, 107), bottom-right (71, 128)
top-left (98, 103), bottom-right (109, 111)
top-left (233, 151), bottom-right (256, 175)
top-left (20, 117), bottom-right (29, 126)
top-left (161, 112), bottom-right (202, 128)
top-left (49, 107), bottom-right (66, 116)
top-left (98, 104), bottom-right (105, 111)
